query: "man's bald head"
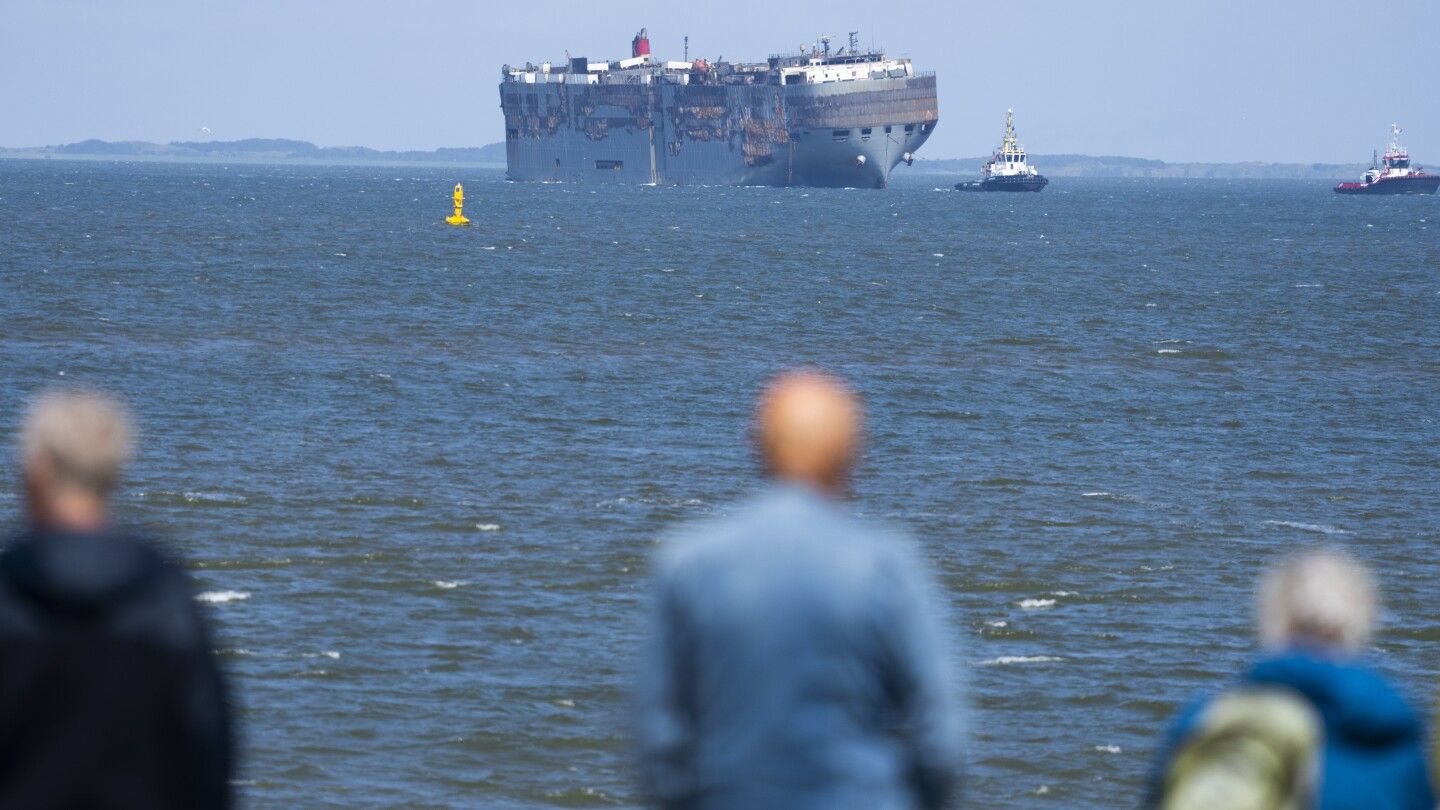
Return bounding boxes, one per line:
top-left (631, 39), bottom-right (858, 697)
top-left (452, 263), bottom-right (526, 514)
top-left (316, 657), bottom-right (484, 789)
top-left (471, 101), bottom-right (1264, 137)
top-left (756, 370), bottom-right (861, 496)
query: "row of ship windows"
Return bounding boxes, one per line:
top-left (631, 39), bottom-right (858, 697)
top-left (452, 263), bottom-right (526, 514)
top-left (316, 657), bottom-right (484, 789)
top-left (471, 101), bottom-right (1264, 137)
top-left (829, 123), bottom-right (927, 143)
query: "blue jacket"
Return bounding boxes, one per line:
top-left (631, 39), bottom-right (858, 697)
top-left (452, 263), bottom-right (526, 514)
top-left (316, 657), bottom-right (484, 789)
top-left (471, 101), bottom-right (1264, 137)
top-left (636, 485), bottom-right (963, 810)
top-left (1156, 651), bottom-right (1434, 810)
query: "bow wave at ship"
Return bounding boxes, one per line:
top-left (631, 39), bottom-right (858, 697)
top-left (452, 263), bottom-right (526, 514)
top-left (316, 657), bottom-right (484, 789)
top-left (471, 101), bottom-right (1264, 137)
top-left (499, 30), bottom-right (939, 188)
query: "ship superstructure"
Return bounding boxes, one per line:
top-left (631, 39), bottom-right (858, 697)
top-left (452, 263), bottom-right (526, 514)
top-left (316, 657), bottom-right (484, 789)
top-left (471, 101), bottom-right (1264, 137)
top-left (956, 109), bottom-right (1047, 192)
top-left (1334, 124), bottom-right (1439, 195)
top-left (499, 30), bottom-right (939, 188)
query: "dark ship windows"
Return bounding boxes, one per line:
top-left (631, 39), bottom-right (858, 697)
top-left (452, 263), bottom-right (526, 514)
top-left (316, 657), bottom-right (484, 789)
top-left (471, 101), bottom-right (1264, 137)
top-left (595, 159), bottom-right (624, 170)
top-left (904, 124), bottom-right (916, 133)
top-left (885, 126), bottom-right (893, 134)
top-left (832, 129), bottom-right (849, 143)
top-left (860, 127), bottom-right (872, 142)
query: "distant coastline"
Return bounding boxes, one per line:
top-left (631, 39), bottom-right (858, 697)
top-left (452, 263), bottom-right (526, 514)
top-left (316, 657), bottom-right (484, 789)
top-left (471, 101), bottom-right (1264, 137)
top-left (0, 138), bottom-right (507, 168)
top-left (0, 138), bottom-right (1366, 179)
top-left (916, 154), bottom-right (1365, 180)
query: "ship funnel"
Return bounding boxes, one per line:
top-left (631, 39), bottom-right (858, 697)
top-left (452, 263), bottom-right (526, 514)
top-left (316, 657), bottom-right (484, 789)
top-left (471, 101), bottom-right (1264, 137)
top-left (632, 28), bottom-right (651, 58)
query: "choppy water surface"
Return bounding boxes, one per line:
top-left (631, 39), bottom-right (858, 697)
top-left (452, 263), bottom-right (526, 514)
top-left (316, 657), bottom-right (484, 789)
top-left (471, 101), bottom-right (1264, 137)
top-left (1, 160), bottom-right (1437, 807)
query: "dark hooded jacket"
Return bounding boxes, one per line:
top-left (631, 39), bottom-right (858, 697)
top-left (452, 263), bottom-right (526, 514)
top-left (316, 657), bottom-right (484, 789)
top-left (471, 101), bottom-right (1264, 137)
top-left (1154, 650), bottom-right (1434, 810)
top-left (0, 529), bottom-right (233, 809)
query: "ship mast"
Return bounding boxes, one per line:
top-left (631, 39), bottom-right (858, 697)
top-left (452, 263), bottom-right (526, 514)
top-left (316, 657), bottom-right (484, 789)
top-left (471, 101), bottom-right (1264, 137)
top-left (1002, 109), bottom-right (1020, 156)
top-left (1389, 122), bottom-right (1404, 153)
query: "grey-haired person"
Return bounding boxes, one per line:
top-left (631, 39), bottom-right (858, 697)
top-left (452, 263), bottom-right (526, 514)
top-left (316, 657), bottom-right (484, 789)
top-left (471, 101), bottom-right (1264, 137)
top-left (0, 390), bottom-right (234, 809)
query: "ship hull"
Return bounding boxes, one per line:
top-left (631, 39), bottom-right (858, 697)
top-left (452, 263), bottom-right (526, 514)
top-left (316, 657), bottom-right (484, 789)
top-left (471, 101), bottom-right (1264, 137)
top-left (1334, 175), bottom-right (1439, 195)
top-left (955, 174), bottom-right (1048, 192)
top-left (500, 75), bottom-right (938, 188)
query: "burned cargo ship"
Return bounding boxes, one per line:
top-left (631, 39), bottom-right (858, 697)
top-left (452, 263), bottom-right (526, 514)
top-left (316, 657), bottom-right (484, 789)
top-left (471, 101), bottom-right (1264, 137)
top-left (500, 30), bottom-right (939, 188)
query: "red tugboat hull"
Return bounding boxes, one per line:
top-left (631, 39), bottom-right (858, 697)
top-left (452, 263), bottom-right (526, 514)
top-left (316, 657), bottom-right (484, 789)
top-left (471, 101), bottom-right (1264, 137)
top-left (1334, 174), bottom-right (1440, 195)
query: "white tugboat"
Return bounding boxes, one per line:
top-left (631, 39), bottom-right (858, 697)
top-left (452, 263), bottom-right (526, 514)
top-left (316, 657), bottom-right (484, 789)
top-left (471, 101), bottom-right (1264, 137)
top-left (956, 109), bottom-right (1048, 192)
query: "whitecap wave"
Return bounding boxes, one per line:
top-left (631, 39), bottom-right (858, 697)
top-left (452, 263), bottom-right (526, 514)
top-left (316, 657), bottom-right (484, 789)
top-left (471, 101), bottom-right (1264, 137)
top-left (1020, 598), bottom-right (1056, 609)
top-left (474, 523), bottom-right (501, 532)
top-left (196, 590), bottom-right (250, 604)
top-left (1094, 745), bottom-right (1122, 754)
top-left (1262, 520), bottom-right (1352, 536)
top-left (182, 491), bottom-right (249, 505)
top-left (979, 655), bottom-right (1065, 666)
top-left (433, 580), bottom-right (465, 590)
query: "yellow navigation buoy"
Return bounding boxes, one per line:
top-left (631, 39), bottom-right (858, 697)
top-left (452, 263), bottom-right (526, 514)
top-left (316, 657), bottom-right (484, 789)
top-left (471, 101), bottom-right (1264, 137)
top-left (445, 183), bottom-right (470, 226)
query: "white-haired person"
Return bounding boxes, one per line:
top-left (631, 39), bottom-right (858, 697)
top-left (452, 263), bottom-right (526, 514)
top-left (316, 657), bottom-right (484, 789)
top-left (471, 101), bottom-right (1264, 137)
top-left (0, 390), bottom-right (233, 809)
top-left (1150, 549), bottom-right (1434, 810)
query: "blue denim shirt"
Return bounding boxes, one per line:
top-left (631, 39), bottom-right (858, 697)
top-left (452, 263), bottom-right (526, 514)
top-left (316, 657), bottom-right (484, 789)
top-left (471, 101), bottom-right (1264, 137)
top-left (638, 484), bottom-right (963, 809)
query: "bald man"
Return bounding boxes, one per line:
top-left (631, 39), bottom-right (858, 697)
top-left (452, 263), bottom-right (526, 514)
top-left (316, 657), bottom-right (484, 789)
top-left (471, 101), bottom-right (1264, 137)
top-left (638, 371), bottom-right (962, 809)
top-left (0, 390), bottom-right (233, 809)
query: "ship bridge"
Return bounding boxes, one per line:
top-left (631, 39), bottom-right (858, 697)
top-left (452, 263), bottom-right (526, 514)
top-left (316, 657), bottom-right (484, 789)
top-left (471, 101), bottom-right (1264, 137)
top-left (771, 54), bottom-right (913, 86)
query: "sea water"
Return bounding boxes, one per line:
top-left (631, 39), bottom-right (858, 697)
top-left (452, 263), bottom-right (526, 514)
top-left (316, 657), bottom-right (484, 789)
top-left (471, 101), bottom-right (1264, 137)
top-left (1, 160), bottom-right (1437, 807)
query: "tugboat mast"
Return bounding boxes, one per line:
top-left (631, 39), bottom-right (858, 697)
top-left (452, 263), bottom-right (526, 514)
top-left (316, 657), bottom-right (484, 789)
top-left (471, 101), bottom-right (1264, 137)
top-left (1002, 110), bottom-right (1025, 159)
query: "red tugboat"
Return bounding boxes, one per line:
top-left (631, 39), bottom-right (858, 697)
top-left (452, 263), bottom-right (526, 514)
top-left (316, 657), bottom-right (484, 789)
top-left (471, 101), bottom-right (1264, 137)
top-left (1334, 124), bottom-right (1440, 195)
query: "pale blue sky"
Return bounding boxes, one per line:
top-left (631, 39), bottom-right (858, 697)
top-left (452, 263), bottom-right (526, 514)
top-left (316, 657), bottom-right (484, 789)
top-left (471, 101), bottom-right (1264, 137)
top-left (3, 0), bottom-right (1436, 162)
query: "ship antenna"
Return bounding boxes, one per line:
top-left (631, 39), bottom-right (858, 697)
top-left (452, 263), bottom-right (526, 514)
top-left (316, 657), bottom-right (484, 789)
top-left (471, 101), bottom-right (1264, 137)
top-left (849, 31), bottom-right (859, 53)
top-left (684, 35), bottom-right (689, 62)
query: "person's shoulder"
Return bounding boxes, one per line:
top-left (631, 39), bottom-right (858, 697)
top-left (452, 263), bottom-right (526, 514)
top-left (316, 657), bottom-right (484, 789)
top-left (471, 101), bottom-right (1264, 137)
top-left (1249, 651), bottom-right (1423, 734)
top-left (653, 496), bottom-right (760, 579)
top-left (661, 485), bottom-right (874, 552)
top-left (1249, 650), bottom-right (1396, 696)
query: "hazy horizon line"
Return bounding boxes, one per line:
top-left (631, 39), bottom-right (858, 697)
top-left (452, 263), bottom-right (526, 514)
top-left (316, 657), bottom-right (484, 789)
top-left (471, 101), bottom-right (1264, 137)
top-left (0, 136), bottom-right (1374, 168)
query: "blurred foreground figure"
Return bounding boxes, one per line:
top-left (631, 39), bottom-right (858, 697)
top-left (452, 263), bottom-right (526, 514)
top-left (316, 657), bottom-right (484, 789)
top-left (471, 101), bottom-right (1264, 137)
top-left (638, 371), bottom-right (962, 809)
top-left (1152, 549), bottom-right (1433, 810)
top-left (0, 390), bottom-right (233, 809)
